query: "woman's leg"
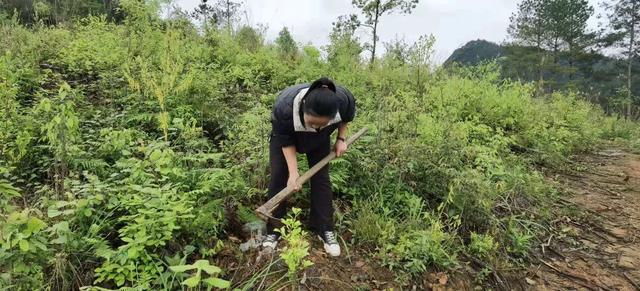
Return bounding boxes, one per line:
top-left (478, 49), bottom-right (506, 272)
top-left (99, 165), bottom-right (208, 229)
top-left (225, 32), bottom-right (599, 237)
top-left (267, 139), bottom-right (289, 233)
top-left (306, 138), bottom-right (333, 233)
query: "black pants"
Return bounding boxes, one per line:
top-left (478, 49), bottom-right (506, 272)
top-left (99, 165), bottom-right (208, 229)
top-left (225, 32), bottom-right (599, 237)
top-left (267, 130), bottom-right (334, 234)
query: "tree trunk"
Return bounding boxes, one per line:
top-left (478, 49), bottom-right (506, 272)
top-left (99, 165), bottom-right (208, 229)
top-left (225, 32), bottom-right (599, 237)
top-left (417, 66), bottom-right (422, 97)
top-left (534, 15), bottom-right (545, 95)
top-left (537, 29), bottom-right (545, 96)
top-left (370, 1), bottom-right (379, 65)
top-left (627, 7), bottom-right (635, 120)
top-left (569, 47), bottom-right (574, 81)
top-left (54, 0), bottom-right (59, 23)
top-left (539, 53), bottom-right (546, 95)
top-left (226, 0), bottom-right (231, 34)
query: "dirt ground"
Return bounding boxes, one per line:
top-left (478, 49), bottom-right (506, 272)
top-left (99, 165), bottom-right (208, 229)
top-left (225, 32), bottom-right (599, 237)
top-left (215, 237), bottom-right (403, 290)
top-left (529, 148), bottom-right (640, 291)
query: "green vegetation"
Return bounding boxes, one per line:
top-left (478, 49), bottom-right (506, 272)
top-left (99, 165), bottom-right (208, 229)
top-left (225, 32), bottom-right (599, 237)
top-left (169, 259), bottom-right (230, 289)
top-left (446, 0), bottom-right (640, 119)
top-left (275, 208), bottom-right (314, 283)
top-left (1, 0), bottom-right (639, 289)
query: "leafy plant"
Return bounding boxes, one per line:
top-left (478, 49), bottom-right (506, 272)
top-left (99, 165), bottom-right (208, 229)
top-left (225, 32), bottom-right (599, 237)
top-left (275, 208), bottom-right (314, 281)
top-left (506, 219), bottom-right (534, 258)
top-left (35, 82), bottom-right (80, 196)
top-left (381, 219), bottom-right (457, 275)
top-left (169, 259), bottom-right (230, 289)
top-left (0, 175), bottom-right (21, 213)
top-left (0, 208), bottom-right (49, 289)
top-left (468, 232), bottom-right (498, 259)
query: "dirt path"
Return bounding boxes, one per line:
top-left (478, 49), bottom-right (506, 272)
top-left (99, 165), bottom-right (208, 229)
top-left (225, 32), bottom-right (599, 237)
top-left (531, 148), bottom-right (640, 290)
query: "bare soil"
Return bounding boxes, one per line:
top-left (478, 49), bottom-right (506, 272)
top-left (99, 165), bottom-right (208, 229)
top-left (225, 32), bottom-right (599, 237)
top-left (530, 148), bottom-right (640, 291)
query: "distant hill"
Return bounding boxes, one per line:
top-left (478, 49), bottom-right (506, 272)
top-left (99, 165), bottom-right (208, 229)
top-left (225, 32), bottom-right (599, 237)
top-left (443, 39), bottom-right (639, 106)
top-left (444, 40), bottom-right (504, 66)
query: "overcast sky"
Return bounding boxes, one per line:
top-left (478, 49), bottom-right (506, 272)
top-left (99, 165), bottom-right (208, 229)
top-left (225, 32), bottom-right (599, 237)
top-left (173, 0), bottom-right (605, 64)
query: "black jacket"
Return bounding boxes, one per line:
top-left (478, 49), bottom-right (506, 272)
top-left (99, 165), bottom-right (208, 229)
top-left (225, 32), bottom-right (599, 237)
top-left (271, 83), bottom-right (356, 148)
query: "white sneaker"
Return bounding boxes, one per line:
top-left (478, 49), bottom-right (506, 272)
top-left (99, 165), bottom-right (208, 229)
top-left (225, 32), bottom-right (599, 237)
top-left (318, 231), bottom-right (341, 257)
top-left (262, 234), bottom-right (279, 249)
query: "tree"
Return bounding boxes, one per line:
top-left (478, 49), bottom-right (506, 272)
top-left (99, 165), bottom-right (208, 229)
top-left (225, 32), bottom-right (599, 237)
top-left (165, 4), bottom-right (198, 35)
top-left (508, 0), bottom-right (547, 49)
top-left (275, 27), bottom-right (297, 58)
top-left (408, 34), bottom-right (435, 96)
top-left (191, 0), bottom-right (240, 33)
top-left (351, 0), bottom-right (419, 65)
top-left (191, 0), bottom-right (218, 30)
top-left (508, 0), bottom-right (548, 90)
top-left (543, 0), bottom-right (594, 81)
top-left (532, 0), bottom-right (593, 68)
top-left (0, 0), bottom-right (34, 24)
top-left (555, 0), bottom-right (594, 53)
top-left (507, 0), bottom-right (594, 92)
top-left (236, 25), bottom-right (263, 52)
top-left (326, 14), bottom-right (362, 66)
top-left (382, 35), bottom-right (410, 65)
top-left (0, 0), bottom-right (120, 25)
top-left (603, 0), bottom-right (640, 118)
top-left (215, 0), bottom-right (240, 34)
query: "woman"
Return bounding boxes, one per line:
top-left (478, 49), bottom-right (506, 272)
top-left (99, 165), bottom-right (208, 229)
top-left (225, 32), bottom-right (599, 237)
top-left (262, 77), bottom-right (356, 257)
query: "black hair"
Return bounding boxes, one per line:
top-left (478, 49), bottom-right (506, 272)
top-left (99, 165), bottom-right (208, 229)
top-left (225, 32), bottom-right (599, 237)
top-left (302, 77), bottom-right (339, 118)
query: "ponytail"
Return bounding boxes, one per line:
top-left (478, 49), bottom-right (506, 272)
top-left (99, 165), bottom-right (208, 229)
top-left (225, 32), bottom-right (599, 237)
top-left (302, 77), bottom-right (339, 118)
top-left (307, 77), bottom-right (337, 93)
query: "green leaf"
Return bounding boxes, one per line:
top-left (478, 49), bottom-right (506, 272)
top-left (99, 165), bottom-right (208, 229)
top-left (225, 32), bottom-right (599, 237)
top-left (127, 247), bottom-right (138, 259)
top-left (32, 239), bottom-right (48, 251)
top-left (193, 260), bottom-right (221, 274)
top-left (170, 264), bottom-right (196, 273)
top-left (51, 236), bottom-right (67, 244)
top-left (19, 240), bottom-right (29, 252)
top-left (52, 202), bottom-right (71, 212)
top-left (77, 199), bottom-right (88, 208)
top-left (0, 180), bottom-right (21, 198)
top-left (47, 208), bottom-right (61, 218)
top-left (203, 277), bottom-right (230, 289)
top-left (184, 245), bottom-right (196, 254)
top-left (149, 149), bottom-right (162, 162)
top-left (181, 275), bottom-right (201, 287)
top-left (201, 264), bottom-right (222, 275)
top-left (115, 274), bottom-right (125, 286)
top-left (54, 221), bottom-right (70, 232)
top-left (27, 217), bottom-right (46, 233)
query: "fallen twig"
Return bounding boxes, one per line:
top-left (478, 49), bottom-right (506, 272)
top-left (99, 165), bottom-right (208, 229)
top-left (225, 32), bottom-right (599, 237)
top-left (541, 234), bottom-right (554, 256)
top-left (306, 276), bottom-right (354, 289)
top-left (469, 257), bottom-right (508, 290)
top-left (546, 245), bottom-right (566, 260)
top-left (539, 260), bottom-right (612, 291)
top-left (624, 272), bottom-right (640, 291)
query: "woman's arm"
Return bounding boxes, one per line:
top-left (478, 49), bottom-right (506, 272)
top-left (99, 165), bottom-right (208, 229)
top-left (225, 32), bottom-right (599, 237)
top-left (337, 122), bottom-right (348, 140)
top-left (282, 145), bottom-right (301, 191)
top-left (335, 122), bottom-right (349, 157)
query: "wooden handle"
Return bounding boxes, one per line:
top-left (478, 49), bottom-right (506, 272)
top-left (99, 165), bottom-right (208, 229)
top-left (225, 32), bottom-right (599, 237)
top-left (255, 127), bottom-right (368, 221)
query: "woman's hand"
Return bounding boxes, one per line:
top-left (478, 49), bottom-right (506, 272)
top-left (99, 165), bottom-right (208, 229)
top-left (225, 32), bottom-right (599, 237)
top-left (287, 171), bottom-right (301, 192)
top-left (334, 140), bottom-right (348, 157)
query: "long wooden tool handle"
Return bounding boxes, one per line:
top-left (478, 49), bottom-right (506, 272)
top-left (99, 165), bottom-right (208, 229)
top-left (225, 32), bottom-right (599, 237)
top-left (255, 127), bottom-right (368, 221)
